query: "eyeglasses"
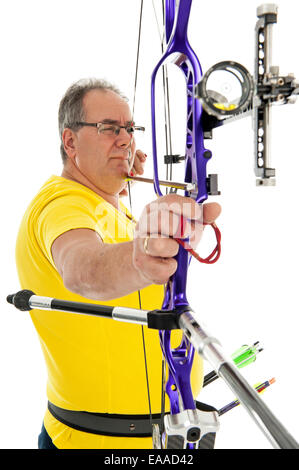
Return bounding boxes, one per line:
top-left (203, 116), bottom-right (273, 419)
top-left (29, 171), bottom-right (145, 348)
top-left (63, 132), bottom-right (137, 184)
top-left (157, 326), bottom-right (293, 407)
top-left (71, 121), bottom-right (145, 136)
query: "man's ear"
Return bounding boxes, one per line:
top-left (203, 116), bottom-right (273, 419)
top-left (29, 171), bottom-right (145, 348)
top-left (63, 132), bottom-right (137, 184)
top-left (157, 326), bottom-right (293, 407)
top-left (62, 128), bottom-right (77, 160)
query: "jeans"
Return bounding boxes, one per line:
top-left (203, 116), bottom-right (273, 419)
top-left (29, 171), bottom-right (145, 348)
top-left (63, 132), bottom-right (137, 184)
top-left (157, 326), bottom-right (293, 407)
top-left (38, 423), bottom-right (57, 449)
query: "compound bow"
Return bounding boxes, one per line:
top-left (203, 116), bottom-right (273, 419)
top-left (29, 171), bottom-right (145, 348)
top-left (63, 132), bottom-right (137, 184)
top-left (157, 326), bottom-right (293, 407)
top-left (7, 0), bottom-right (299, 450)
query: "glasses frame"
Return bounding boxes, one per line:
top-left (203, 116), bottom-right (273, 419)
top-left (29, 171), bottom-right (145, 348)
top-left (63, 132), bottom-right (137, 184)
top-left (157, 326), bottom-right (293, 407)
top-left (71, 121), bottom-right (145, 136)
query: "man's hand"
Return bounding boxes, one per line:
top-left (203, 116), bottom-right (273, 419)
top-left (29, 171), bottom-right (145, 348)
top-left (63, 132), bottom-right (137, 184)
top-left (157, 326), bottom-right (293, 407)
top-left (119, 149), bottom-right (147, 197)
top-left (51, 193), bottom-right (220, 300)
top-left (133, 194), bottom-right (221, 285)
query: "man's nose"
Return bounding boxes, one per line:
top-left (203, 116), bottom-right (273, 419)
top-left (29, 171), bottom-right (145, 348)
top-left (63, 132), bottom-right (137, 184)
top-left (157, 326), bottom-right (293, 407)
top-left (115, 127), bottom-right (133, 147)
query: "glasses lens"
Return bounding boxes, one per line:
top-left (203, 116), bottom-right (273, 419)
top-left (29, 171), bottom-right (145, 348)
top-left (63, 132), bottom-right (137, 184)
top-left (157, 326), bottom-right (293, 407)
top-left (98, 124), bottom-right (118, 135)
top-left (98, 124), bottom-right (144, 136)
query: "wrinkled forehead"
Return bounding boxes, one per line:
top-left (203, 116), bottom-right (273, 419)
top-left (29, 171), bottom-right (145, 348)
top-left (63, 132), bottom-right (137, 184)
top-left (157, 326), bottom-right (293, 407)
top-left (83, 89), bottom-right (132, 123)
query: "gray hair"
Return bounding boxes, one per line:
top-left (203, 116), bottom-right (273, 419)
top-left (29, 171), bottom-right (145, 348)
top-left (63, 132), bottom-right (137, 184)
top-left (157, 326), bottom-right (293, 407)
top-left (58, 78), bottom-right (128, 164)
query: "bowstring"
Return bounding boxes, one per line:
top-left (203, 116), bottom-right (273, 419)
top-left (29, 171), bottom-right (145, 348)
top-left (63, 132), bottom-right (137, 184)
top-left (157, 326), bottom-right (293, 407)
top-left (161, 2), bottom-right (174, 185)
top-left (128, 0), bottom-right (153, 433)
top-left (130, 0), bottom-right (176, 443)
top-left (132, 0), bottom-right (144, 119)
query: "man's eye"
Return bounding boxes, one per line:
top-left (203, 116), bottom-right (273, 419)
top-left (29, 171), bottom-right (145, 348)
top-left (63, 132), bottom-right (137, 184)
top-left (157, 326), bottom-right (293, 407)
top-left (127, 127), bottom-right (135, 134)
top-left (101, 125), bottom-right (117, 134)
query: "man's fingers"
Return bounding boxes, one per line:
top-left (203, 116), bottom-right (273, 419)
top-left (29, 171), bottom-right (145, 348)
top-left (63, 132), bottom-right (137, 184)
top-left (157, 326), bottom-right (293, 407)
top-left (131, 150), bottom-right (146, 175)
top-left (142, 236), bottom-right (179, 258)
top-left (133, 237), bottom-right (178, 284)
top-left (202, 202), bottom-right (222, 224)
top-left (150, 194), bottom-right (202, 221)
top-left (135, 199), bottom-right (221, 249)
top-left (136, 208), bottom-right (195, 239)
top-left (133, 196), bottom-right (222, 284)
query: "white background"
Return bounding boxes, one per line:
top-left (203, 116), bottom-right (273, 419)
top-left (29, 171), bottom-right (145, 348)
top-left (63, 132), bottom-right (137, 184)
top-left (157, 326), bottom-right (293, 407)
top-left (0, 0), bottom-right (298, 449)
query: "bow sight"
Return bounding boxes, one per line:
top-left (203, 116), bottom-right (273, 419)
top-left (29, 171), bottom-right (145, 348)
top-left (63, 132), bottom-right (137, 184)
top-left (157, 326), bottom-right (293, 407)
top-left (196, 4), bottom-right (299, 186)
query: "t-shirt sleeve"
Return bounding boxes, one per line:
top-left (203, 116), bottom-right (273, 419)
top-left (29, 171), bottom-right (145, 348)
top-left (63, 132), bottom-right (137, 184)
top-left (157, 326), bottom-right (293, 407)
top-left (36, 194), bottom-right (100, 268)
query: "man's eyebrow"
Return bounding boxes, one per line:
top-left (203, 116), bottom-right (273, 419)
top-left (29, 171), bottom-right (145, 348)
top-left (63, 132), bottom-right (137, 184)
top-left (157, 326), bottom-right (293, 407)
top-left (101, 119), bottom-right (134, 125)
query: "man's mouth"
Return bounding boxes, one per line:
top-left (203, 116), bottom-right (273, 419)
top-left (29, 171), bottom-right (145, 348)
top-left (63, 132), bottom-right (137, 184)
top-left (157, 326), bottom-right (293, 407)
top-left (111, 155), bottom-right (130, 161)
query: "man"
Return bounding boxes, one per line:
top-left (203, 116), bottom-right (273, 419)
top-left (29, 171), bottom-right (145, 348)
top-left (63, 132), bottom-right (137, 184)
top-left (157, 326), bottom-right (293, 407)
top-left (15, 78), bottom-right (221, 449)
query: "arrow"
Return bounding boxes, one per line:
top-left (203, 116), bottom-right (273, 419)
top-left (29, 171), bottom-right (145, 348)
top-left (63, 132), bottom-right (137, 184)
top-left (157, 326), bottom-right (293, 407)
top-left (203, 341), bottom-right (263, 387)
top-left (218, 378), bottom-right (276, 416)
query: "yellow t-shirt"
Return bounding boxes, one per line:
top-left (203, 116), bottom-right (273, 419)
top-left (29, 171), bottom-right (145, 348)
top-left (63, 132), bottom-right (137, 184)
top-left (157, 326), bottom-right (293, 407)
top-left (15, 175), bottom-right (203, 449)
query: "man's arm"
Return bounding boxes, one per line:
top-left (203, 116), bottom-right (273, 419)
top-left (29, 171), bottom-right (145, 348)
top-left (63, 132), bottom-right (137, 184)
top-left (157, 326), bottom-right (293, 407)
top-left (51, 228), bottom-right (151, 300)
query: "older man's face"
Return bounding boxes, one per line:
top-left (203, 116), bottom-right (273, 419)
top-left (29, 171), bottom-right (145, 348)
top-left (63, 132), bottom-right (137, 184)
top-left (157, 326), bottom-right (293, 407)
top-left (70, 89), bottom-right (135, 195)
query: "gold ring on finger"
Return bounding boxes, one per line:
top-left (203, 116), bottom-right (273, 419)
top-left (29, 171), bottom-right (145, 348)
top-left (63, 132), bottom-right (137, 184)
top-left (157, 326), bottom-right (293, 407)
top-left (143, 236), bottom-right (150, 255)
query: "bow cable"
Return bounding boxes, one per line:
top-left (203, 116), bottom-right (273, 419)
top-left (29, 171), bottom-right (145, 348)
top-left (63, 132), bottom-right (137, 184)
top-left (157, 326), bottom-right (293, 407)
top-left (152, 0), bottom-right (175, 435)
top-left (152, 0), bottom-right (174, 187)
top-left (129, 0), bottom-right (175, 441)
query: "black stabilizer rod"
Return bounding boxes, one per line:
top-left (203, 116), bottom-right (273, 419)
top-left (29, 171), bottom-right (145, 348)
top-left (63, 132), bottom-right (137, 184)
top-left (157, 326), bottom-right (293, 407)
top-left (6, 290), bottom-right (182, 329)
top-left (6, 290), bottom-right (115, 318)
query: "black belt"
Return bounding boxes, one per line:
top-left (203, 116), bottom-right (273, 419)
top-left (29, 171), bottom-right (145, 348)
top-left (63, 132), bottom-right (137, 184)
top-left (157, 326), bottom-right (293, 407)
top-left (48, 402), bottom-right (163, 437)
